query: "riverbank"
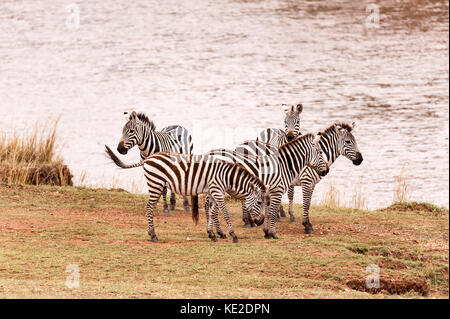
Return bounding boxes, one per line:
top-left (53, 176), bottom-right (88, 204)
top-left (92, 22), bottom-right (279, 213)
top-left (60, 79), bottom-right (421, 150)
top-left (0, 184), bottom-right (447, 298)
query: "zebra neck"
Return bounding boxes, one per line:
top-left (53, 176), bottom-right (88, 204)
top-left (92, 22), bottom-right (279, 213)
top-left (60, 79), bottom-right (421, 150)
top-left (278, 140), bottom-right (308, 184)
top-left (138, 126), bottom-right (159, 157)
top-left (319, 131), bottom-right (340, 166)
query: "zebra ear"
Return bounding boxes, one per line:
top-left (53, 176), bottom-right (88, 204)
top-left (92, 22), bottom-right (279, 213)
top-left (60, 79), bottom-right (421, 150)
top-left (313, 134), bottom-right (321, 145)
top-left (296, 103), bottom-right (303, 114)
top-left (282, 104), bottom-right (289, 114)
top-left (130, 111), bottom-right (138, 121)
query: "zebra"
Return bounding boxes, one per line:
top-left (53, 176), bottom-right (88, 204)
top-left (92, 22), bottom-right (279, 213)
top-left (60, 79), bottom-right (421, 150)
top-left (286, 122), bottom-right (363, 233)
top-left (105, 110), bottom-right (193, 216)
top-left (257, 103), bottom-right (303, 145)
top-left (139, 152), bottom-right (266, 243)
top-left (257, 103), bottom-right (303, 218)
top-left (203, 133), bottom-right (329, 239)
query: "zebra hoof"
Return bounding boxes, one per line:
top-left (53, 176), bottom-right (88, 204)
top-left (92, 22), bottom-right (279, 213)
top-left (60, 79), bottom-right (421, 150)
top-left (279, 210), bottom-right (286, 218)
top-left (209, 235), bottom-right (218, 242)
top-left (218, 232), bottom-right (227, 239)
top-left (304, 227), bottom-right (313, 234)
top-left (169, 205), bottom-right (175, 211)
top-left (232, 237), bottom-right (239, 243)
top-left (270, 233), bottom-right (278, 239)
top-left (184, 206), bottom-right (190, 213)
top-left (151, 235), bottom-right (159, 243)
top-left (290, 216), bottom-right (297, 222)
top-left (244, 223), bottom-right (252, 228)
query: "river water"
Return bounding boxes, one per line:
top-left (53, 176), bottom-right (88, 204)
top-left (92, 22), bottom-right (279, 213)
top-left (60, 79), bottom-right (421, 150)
top-left (0, 0), bottom-right (448, 209)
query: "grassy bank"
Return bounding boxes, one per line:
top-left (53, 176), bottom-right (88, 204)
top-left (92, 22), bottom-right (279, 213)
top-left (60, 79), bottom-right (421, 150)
top-left (0, 184), bottom-right (448, 298)
top-left (0, 119), bottom-right (72, 186)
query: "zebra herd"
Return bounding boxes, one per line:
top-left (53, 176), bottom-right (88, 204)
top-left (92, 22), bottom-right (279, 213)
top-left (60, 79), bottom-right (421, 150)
top-left (105, 104), bottom-right (363, 242)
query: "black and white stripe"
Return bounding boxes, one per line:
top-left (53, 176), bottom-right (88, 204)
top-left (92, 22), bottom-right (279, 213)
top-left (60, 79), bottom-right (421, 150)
top-left (106, 111), bottom-right (194, 215)
top-left (141, 152), bottom-right (266, 243)
top-left (257, 103), bottom-right (303, 145)
top-left (204, 133), bottom-right (329, 239)
top-left (287, 122), bottom-right (363, 233)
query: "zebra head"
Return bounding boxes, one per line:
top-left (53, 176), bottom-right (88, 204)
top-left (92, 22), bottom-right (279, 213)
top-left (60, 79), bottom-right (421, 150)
top-left (307, 134), bottom-right (329, 177)
top-left (117, 111), bottom-right (142, 155)
top-left (283, 103), bottom-right (303, 141)
top-left (244, 184), bottom-right (266, 226)
top-left (335, 122), bottom-right (363, 166)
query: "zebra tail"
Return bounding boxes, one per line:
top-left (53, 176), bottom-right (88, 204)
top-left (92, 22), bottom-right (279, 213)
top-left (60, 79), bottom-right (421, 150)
top-left (191, 195), bottom-right (199, 225)
top-left (104, 145), bottom-right (143, 169)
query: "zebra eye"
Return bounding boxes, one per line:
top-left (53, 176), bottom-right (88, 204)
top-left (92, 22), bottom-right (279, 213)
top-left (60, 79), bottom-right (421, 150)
top-left (345, 140), bottom-right (352, 145)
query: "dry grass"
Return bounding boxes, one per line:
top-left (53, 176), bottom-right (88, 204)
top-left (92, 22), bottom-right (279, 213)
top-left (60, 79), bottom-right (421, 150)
top-left (0, 184), bottom-right (447, 298)
top-left (351, 180), bottom-right (368, 210)
top-left (318, 181), bottom-right (342, 208)
top-left (394, 165), bottom-right (410, 204)
top-left (0, 118), bottom-right (72, 186)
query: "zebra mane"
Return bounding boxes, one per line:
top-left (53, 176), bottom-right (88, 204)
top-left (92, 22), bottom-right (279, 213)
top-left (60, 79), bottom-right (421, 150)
top-left (232, 162), bottom-right (266, 192)
top-left (135, 113), bottom-right (156, 131)
top-left (320, 122), bottom-right (353, 135)
top-left (278, 133), bottom-right (314, 150)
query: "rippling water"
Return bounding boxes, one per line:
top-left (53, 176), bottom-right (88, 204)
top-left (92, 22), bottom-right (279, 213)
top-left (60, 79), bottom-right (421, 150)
top-left (0, 0), bottom-right (448, 209)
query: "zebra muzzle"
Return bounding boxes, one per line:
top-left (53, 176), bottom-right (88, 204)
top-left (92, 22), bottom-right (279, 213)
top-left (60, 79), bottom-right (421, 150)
top-left (117, 141), bottom-right (128, 155)
top-left (254, 216), bottom-right (265, 226)
top-left (353, 153), bottom-right (363, 165)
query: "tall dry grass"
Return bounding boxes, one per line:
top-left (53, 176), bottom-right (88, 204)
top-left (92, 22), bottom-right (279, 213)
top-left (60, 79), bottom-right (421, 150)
top-left (0, 117), bottom-right (72, 186)
top-left (318, 181), bottom-right (342, 208)
top-left (393, 165), bottom-right (410, 203)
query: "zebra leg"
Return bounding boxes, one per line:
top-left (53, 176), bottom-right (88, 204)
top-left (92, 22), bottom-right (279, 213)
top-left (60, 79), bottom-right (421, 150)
top-left (263, 194), bottom-right (271, 238)
top-left (279, 202), bottom-right (287, 218)
top-left (211, 199), bottom-right (226, 239)
top-left (161, 187), bottom-right (170, 217)
top-left (206, 198), bottom-right (217, 242)
top-left (204, 194), bottom-right (210, 224)
top-left (267, 192), bottom-right (283, 239)
top-left (145, 194), bottom-right (161, 242)
top-left (169, 191), bottom-right (176, 211)
top-left (288, 185), bottom-right (296, 222)
top-left (301, 182), bottom-right (316, 234)
top-left (242, 200), bottom-right (255, 228)
top-left (207, 194), bottom-right (226, 238)
top-left (212, 193), bottom-right (238, 243)
top-left (183, 196), bottom-right (190, 213)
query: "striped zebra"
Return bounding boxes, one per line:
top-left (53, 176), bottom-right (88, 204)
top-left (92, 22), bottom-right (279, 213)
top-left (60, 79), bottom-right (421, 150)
top-left (286, 122), bottom-right (363, 233)
top-left (204, 133), bottom-right (329, 239)
top-left (140, 152), bottom-right (266, 243)
top-left (257, 103), bottom-right (303, 145)
top-left (257, 103), bottom-right (302, 218)
top-left (105, 111), bottom-right (193, 216)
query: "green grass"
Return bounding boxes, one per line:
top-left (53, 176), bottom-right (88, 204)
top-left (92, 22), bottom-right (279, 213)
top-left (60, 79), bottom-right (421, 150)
top-left (0, 184), bottom-right (448, 298)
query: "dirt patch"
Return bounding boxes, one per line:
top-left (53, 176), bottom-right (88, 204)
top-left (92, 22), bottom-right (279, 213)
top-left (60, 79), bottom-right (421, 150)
top-left (347, 245), bottom-right (426, 262)
top-left (348, 247), bottom-right (369, 255)
top-left (380, 202), bottom-right (448, 214)
top-left (378, 258), bottom-right (408, 270)
top-left (346, 277), bottom-right (429, 296)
